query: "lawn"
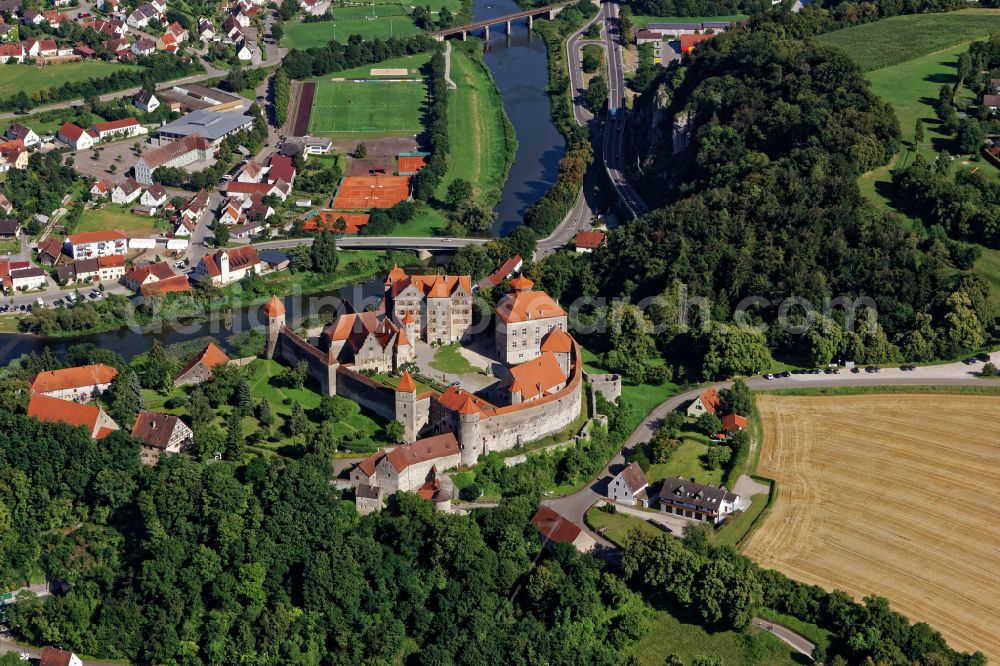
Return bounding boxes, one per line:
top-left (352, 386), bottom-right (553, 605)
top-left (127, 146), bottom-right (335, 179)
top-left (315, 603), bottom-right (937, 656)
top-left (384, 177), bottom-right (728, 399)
top-left (586, 507), bottom-right (664, 546)
top-left (77, 206), bottom-right (162, 235)
top-left (436, 48), bottom-right (516, 203)
top-left (0, 112), bottom-right (108, 139)
top-left (817, 8), bottom-right (1000, 72)
top-left (308, 80), bottom-right (426, 137)
top-left (712, 491), bottom-right (769, 548)
top-left (631, 14), bottom-right (747, 27)
top-left (387, 206), bottom-right (447, 236)
top-left (306, 52), bottom-right (433, 81)
top-left (646, 438), bottom-right (722, 487)
top-left (0, 62), bottom-right (142, 99)
top-left (580, 346), bottom-right (681, 436)
top-left (975, 246), bottom-right (1000, 311)
top-left (627, 605), bottom-right (806, 666)
top-left (281, 8), bottom-right (421, 48)
top-left (429, 343), bottom-right (479, 375)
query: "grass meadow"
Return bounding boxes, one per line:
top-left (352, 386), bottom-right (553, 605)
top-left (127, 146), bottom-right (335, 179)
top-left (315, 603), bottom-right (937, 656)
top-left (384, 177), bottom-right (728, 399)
top-left (0, 62), bottom-right (141, 99)
top-left (308, 80), bottom-right (426, 136)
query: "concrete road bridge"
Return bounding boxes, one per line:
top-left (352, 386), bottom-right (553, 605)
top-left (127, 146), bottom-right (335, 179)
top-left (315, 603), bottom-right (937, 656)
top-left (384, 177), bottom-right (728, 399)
top-left (432, 2), bottom-right (568, 41)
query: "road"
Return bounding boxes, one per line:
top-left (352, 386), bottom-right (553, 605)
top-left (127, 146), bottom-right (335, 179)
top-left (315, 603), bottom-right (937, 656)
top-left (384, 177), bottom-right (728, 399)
top-left (254, 236), bottom-right (489, 251)
top-left (599, 0), bottom-right (650, 218)
top-left (752, 617), bottom-right (815, 656)
top-left (566, 4), bottom-right (605, 125)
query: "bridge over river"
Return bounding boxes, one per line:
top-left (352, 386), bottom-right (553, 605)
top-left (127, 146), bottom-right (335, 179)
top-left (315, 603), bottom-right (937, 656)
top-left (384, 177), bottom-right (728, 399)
top-left (431, 2), bottom-right (568, 41)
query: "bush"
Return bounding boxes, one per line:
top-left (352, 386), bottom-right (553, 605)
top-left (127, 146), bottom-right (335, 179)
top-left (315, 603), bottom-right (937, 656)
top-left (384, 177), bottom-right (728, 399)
top-left (461, 483), bottom-right (482, 501)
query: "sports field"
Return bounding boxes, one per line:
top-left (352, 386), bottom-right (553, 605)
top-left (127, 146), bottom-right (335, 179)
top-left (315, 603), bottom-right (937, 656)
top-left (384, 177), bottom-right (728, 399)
top-left (281, 6), bottom-right (421, 47)
top-left (744, 394), bottom-right (1000, 662)
top-left (0, 62), bottom-right (142, 100)
top-left (818, 8), bottom-right (1000, 71)
top-left (308, 80), bottom-right (426, 137)
top-left (332, 175), bottom-right (411, 209)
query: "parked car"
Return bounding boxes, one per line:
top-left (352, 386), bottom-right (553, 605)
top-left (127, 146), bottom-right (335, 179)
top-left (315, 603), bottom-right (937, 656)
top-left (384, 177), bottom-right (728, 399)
top-left (850, 366), bottom-right (860, 373)
top-left (976, 353), bottom-right (991, 362)
top-left (765, 373), bottom-right (774, 380)
top-left (781, 371), bottom-right (791, 378)
top-left (963, 357), bottom-right (978, 365)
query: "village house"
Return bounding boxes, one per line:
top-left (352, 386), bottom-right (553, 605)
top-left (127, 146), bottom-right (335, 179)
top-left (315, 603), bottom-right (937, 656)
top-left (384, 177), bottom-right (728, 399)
top-left (134, 133), bottom-right (212, 185)
top-left (0, 192), bottom-right (11, 215)
top-left (192, 245), bottom-right (261, 286)
top-left (197, 17), bottom-right (215, 40)
top-left (531, 505), bottom-right (596, 553)
top-left (140, 182), bottom-right (169, 208)
top-left (131, 36), bottom-right (155, 56)
top-left (127, 3), bottom-right (160, 29)
top-left (10, 265), bottom-right (47, 291)
top-left (133, 89), bottom-right (159, 113)
top-left (180, 189), bottom-right (210, 222)
top-left (39, 646), bottom-right (83, 666)
top-left (574, 230), bottom-right (606, 253)
top-left (218, 200), bottom-right (244, 225)
top-left (226, 179), bottom-right (291, 202)
top-left (65, 229), bottom-right (128, 259)
top-left (230, 219), bottom-right (263, 240)
top-left (28, 394), bottom-right (119, 439)
top-left (122, 259), bottom-right (177, 293)
top-left (57, 122), bottom-right (95, 150)
top-left (91, 118), bottom-right (146, 142)
top-left (477, 254), bottom-right (522, 291)
top-left (36, 239), bottom-right (63, 266)
top-left (73, 45), bottom-right (97, 59)
top-left (24, 37), bottom-right (57, 57)
top-left (30, 363), bottom-right (118, 402)
top-left (0, 219), bottom-right (19, 239)
top-left (0, 139), bottom-right (27, 171)
top-left (165, 20), bottom-right (188, 41)
top-left (268, 154), bottom-right (296, 186)
top-left (131, 409), bottom-right (192, 456)
top-left (236, 43), bottom-right (252, 61)
top-left (686, 386), bottom-right (722, 417)
top-left (57, 255), bottom-right (126, 285)
top-left (608, 461), bottom-right (650, 507)
top-left (111, 178), bottom-right (143, 204)
top-left (174, 341), bottom-right (230, 386)
top-left (385, 266), bottom-right (474, 344)
top-left (0, 42), bottom-right (23, 62)
top-left (720, 413), bottom-right (747, 435)
top-left (157, 31), bottom-right (177, 52)
top-left (90, 179), bottom-right (114, 198)
top-left (657, 476), bottom-right (740, 524)
top-left (41, 10), bottom-right (63, 28)
top-left (21, 11), bottom-right (44, 26)
top-left (6, 123), bottom-right (39, 148)
top-left (236, 157), bottom-right (264, 182)
top-left (494, 275), bottom-right (567, 365)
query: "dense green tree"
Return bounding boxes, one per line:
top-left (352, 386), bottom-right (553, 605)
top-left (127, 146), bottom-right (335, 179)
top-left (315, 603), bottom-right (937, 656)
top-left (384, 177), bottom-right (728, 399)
top-left (695, 412), bottom-right (722, 437)
top-left (310, 230), bottom-right (339, 275)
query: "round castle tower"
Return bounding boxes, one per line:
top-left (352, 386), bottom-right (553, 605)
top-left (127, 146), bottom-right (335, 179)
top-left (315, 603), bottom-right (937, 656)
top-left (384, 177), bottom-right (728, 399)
top-left (263, 295), bottom-right (285, 359)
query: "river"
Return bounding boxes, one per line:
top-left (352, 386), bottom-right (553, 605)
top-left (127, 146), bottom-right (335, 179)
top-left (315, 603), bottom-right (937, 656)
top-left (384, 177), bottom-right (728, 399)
top-left (476, 0), bottom-right (566, 235)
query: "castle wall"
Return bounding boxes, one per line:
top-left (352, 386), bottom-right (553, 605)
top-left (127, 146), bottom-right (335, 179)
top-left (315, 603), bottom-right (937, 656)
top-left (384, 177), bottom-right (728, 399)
top-left (336, 366), bottom-right (396, 421)
top-left (273, 327), bottom-right (335, 395)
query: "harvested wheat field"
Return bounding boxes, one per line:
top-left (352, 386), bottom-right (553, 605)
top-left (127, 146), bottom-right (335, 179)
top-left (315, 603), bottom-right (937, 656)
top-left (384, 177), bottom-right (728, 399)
top-left (744, 394), bottom-right (1000, 661)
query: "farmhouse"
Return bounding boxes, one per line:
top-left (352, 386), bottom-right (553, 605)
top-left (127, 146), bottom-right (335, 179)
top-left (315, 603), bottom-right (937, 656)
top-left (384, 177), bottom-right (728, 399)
top-left (111, 178), bottom-right (143, 205)
top-left (385, 266), bottom-right (474, 344)
top-left (27, 394), bottom-right (119, 439)
top-left (0, 42), bottom-right (23, 62)
top-left (131, 409), bottom-right (192, 455)
top-left (494, 275), bottom-right (567, 365)
top-left (134, 134), bottom-right (212, 185)
top-left (609, 461), bottom-right (650, 507)
top-left (65, 229), bottom-right (128, 259)
top-left (0, 219), bottom-right (20, 239)
top-left (531, 505), bottom-right (596, 553)
top-left (174, 342), bottom-right (231, 386)
top-left (686, 386), bottom-right (721, 417)
top-left (720, 413), bottom-right (747, 434)
top-left (192, 245), bottom-right (261, 286)
top-left (123, 260), bottom-right (177, 293)
top-left (574, 230), bottom-right (606, 253)
top-left (657, 476), bottom-right (740, 524)
top-left (30, 364), bottom-right (117, 402)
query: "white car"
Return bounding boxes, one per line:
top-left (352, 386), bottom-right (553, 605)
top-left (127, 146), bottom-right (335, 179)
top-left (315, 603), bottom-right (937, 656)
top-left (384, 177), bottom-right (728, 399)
top-left (765, 373), bottom-right (774, 380)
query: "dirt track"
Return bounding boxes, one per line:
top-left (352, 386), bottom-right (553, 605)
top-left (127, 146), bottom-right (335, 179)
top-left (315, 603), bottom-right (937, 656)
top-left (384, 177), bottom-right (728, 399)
top-left (745, 394), bottom-right (1000, 662)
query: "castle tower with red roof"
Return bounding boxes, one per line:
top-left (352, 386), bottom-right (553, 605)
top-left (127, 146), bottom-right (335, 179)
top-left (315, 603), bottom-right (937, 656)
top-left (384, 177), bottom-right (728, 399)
top-left (263, 294), bottom-right (285, 359)
top-left (395, 370), bottom-right (419, 442)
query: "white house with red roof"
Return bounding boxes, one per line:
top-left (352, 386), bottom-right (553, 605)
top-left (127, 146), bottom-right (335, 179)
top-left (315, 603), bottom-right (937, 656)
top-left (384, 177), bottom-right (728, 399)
top-left (192, 245), bottom-right (261, 286)
top-left (574, 230), bottom-right (606, 253)
top-left (91, 117), bottom-right (147, 141)
top-left (57, 122), bottom-right (94, 150)
top-left (90, 179), bottom-right (114, 198)
top-left (111, 178), bottom-right (142, 205)
top-left (609, 461), bottom-right (651, 507)
top-left (27, 394), bottom-right (119, 439)
top-left (686, 386), bottom-right (722, 418)
top-left (0, 43), bottom-right (24, 62)
top-left (30, 363), bottom-right (117, 402)
top-left (65, 229), bottom-right (128, 259)
top-left (494, 275), bottom-right (568, 365)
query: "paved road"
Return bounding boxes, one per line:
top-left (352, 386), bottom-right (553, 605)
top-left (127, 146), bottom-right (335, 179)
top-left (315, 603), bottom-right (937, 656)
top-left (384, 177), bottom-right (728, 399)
top-left (752, 617), bottom-right (815, 656)
top-left (600, 0), bottom-right (650, 218)
top-left (566, 5), bottom-right (605, 125)
top-left (254, 236), bottom-right (488, 251)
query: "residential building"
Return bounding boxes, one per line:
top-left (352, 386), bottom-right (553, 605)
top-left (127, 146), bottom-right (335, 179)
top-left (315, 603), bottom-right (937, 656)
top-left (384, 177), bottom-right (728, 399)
top-left (192, 245), bottom-right (261, 286)
top-left (91, 179), bottom-right (114, 198)
top-left (609, 461), bottom-right (650, 507)
top-left (131, 409), bottom-right (192, 455)
top-left (218, 201), bottom-right (244, 225)
top-left (477, 254), bottom-right (522, 291)
top-left (236, 157), bottom-right (264, 182)
top-left (0, 219), bottom-right (20, 239)
top-left (10, 265), bottom-right (46, 291)
top-left (230, 219), bottom-right (263, 239)
top-left (680, 32), bottom-right (714, 53)
top-left (57, 255), bottom-right (125, 285)
top-left (131, 36), bottom-right (155, 55)
top-left (686, 386), bottom-right (722, 417)
top-left (27, 394), bottom-right (119, 439)
top-left (574, 230), bottom-right (606, 253)
top-left (531, 505), bottom-right (596, 552)
top-left (127, 3), bottom-right (160, 29)
top-left (133, 89), bottom-right (159, 113)
top-left (133, 133), bottom-right (211, 185)
top-left (91, 117), bottom-right (146, 141)
top-left (65, 229), bottom-right (128, 259)
top-left (985, 94), bottom-right (1000, 113)
top-left (720, 413), bottom-right (747, 435)
top-left (0, 42), bottom-right (23, 62)
top-left (0, 138), bottom-right (27, 171)
top-left (140, 182), bottom-right (168, 207)
top-left (36, 239), bottom-right (63, 266)
top-left (180, 189), bottom-right (210, 223)
top-left (385, 266), bottom-right (474, 344)
top-left (268, 154), bottom-right (295, 185)
top-left (236, 43), bottom-right (252, 61)
top-left (225, 179), bottom-right (291, 202)
top-left (57, 122), bottom-right (94, 150)
top-left (197, 17), bottom-right (215, 40)
top-left (39, 646), bottom-right (83, 666)
top-left (140, 273), bottom-right (190, 295)
top-left (6, 123), bottom-right (39, 147)
top-left (494, 275), bottom-right (567, 364)
top-left (174, 341), bottom-right (230, 386)
top-left (157, 31), bottom-right (177, 51)
top-left (122, 259), bottom-right (177, 293)
top-left (153, 109), bottom-right (252, 147)
top-left (73, 45), bottom-right (97, 58)
top-left (657, 476), bottom-right (740, 524)
top-left (111, 178), bottom-right (142, 204)
top-left (0, 192), bottom-right (10, 215)
top-left (30, 363), bottom-right (117, 401)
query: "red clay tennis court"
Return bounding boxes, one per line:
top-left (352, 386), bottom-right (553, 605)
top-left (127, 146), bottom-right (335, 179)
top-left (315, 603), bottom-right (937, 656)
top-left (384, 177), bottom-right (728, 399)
top-left (332, 175), bottom-right (411, 210)
top-left (304, 212), bottom-right (370, 234)
top-left (397, 155), bottom-right (427, 174)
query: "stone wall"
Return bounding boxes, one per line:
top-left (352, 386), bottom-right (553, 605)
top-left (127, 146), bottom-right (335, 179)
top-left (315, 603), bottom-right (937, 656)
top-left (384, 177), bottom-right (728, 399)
top-left (273, 327), bottom-right (334, 395)
top-left (336, 366), bottom-right (395, 421)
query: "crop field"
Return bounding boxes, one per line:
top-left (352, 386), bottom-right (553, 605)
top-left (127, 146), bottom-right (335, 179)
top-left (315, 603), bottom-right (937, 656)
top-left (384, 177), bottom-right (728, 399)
top-left (744, 394), bottom-right (1000, 661)
top-left (308, 80), bottom-right (426, 136)
top-left (0, 62), bottom-right (141, 99)
top-left (818, 9), bottom-right (1000, 72)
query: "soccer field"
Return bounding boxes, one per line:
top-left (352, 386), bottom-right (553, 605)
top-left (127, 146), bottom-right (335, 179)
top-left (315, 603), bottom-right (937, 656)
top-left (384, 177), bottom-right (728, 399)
top-left (308, 81), bottom-right (426, 136)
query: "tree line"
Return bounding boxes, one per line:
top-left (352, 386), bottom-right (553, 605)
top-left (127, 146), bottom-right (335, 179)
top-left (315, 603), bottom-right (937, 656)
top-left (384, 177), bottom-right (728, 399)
top-left (412, 49), bottom-right (451, 202)
top-left (280, 33), bottom-right (437, 80)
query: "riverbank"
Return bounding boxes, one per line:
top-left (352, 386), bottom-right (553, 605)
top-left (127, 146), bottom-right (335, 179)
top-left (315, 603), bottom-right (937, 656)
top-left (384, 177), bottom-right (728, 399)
top-left (4, 249), bottom-right (413, 342)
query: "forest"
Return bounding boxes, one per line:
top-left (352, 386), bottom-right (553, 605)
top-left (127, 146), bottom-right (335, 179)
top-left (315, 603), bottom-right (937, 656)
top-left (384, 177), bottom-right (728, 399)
top-left (564, 22), bottom-right (995, 378)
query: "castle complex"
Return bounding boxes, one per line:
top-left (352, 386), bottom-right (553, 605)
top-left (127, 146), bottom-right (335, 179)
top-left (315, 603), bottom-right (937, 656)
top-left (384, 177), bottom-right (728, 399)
top-left (263, 267), bottom-right (584, 469)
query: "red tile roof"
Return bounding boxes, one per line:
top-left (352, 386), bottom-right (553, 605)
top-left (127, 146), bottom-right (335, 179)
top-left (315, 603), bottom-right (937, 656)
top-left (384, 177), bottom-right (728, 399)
top-left (58, 122), bottom-right (87, 142)
top-left (131, 410), bottom-right (186, 449)
top-left (93, 117), bottom-right (140, 133)
top-left (263, 294), bottom-right (285, 317)
top-left (384, 432), bottom-right (459, 472)
top-left (539, 327), bottom-right (573, 353)
top-left (200, 245), bottom-right (260, 277)
top-left (67, 229), bottom-right (127, 245)
top-left (574, 230), bottom-right (606, 249)
top-left (508, 352), bottom-right (566, 400)
top-left (721, 413), bottom-right (747, 432)
top-left (30, 364), bottom-right (118, 394)
top-left (680, 32), bottom-right (714, 52)
top-left (177, 342), bottom-right (229, 378)
top-left (531, 505), bottom-right (584, 545)
top-left (28, 394), bottom-right (104, 435)
top-left (126, 260), bottom-right (175, 285)
top-left (141, 274), bottom-right (191, 295)
top-left (618, 461), bottom-right (648, 492)
top-left (697, 387), bottom-right (722, 415)
top-left (39, 646), bottom-right (76, 666)
top-left (268, 154), bottom-right (295, 184)
top-left (396, 369), bottom-right (416, 393)
top-left (495, 289), bottom-right (565, 324)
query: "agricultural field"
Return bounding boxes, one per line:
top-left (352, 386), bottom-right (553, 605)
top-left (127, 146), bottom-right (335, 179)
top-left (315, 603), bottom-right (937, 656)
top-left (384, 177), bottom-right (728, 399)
top-left (631, 14), bottom-right (747, 28)
top-left (744, 394), bottom-right (1000, 662)
top-left (308, 80), bottom-right (426, 136)
top-left (281, 6), bottom-right (421, 48)
top-left (0, 62), bottom-right (142, 99)
top-left (436, 48), bottom-right (514, 202)
top-left (818, 9), bottom-right (1000, 72)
